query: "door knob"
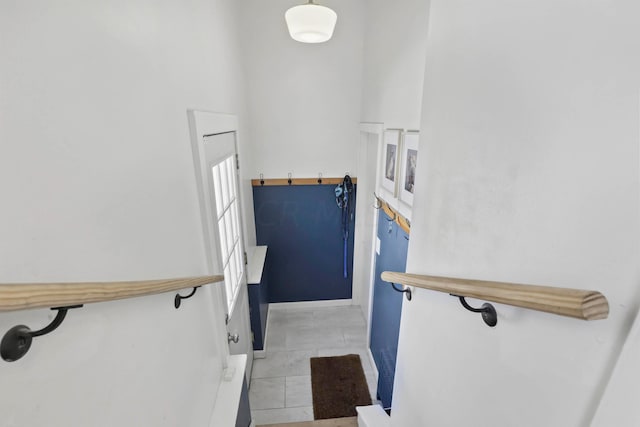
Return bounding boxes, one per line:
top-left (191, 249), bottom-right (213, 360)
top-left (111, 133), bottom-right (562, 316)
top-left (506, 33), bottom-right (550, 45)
top-left (227, 333), bottom-right (239, 344)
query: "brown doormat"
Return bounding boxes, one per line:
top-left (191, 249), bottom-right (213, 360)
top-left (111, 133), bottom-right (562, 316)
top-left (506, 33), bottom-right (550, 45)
top-left (310, 354), bottom-right (372, 420)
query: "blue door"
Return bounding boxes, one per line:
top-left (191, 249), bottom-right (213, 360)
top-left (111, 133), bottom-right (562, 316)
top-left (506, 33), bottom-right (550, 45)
top-left (369, 209), bottom-right (409, 410)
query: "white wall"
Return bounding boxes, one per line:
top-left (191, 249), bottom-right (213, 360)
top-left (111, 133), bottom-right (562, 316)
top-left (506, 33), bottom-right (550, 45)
top-left (353, 0), bottom-right (431, 330)
top-left (360, 0), bottom-right (430, 131)
top-left (0, 0), bottom-right (249, 425)
top-left (592, 307), bottom-right (640, 425)
top-left (359, 0), bottom-right (431, 222)
top-left (237, 0), bottom-right (365, 179)
top-left (393, 1), bottom-right (640, 426)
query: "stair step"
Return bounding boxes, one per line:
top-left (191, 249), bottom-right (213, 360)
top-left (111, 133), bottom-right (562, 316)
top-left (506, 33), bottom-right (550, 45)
top-left (256, 417), bottom-right (358, 427)
top-left (356, 405), bottom-right (390, 427)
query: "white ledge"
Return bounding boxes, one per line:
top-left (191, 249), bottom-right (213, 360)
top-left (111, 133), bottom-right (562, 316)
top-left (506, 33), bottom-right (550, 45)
top-left (246, 246), bottom-right (268, 285)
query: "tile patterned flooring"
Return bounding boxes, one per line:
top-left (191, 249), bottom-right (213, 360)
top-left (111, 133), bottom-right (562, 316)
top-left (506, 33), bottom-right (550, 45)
top-left (250, 305), bottom-right (377, 425)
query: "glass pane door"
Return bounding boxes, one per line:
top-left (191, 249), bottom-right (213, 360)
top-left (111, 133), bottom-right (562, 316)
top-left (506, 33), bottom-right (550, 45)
top-left (211, 155), bottom-right (244, 312)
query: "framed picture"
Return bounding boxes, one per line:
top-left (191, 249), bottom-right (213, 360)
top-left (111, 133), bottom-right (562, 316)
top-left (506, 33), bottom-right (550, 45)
top-left (381, 129), bottom-right (401, 195)
top-left (399, 131), bottom-right (419, 206)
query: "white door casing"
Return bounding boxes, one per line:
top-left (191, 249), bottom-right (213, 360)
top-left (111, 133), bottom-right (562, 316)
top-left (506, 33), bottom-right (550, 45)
top-left (187, 110), bottom-right (253, 382)
top-left (353, 122), bottom-right (384, 349)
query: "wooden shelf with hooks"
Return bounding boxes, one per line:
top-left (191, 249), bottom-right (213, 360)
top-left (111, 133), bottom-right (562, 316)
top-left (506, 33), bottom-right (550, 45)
top-left (377, 196), bottom-right (410, 234)
top-left (251, 177), bottom-right (357, 186)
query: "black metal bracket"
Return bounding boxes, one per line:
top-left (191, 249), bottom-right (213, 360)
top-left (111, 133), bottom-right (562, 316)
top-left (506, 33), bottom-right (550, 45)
top-left (1, 305), bottom-right (83, 362)
top-left (288, 172), bottom-right (292, 185)
top-left (260, 173), bottom-right (265, 186)
top-left (318, 173), bottom-right (323, 184)
top-left (451, 294), bottom-right (497, 327)
top-left (373, 193), bottom-right (382, 210)
top-left (174, 286), bottom-right (200, 309)
top-left (391, 283), bottom-right (412, 301)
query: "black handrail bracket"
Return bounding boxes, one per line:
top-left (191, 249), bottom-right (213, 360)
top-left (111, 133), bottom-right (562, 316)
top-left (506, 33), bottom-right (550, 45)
top-left (1, 305), bottom-right (83, 362)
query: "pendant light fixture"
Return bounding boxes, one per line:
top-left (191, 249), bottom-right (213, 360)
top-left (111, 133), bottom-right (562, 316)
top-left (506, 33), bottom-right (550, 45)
top-left (285, 0), bottom-right (337, 44)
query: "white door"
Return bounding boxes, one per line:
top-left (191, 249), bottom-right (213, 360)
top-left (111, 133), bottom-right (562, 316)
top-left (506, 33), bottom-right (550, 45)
top-left (188, 111), bottom-right (253, 384)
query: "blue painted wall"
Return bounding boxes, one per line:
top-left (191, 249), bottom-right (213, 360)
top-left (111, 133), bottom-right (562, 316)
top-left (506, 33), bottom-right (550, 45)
top-left (235, 377), bottom-right (251, 427)
top-left (369, 209), bottom-right (409, 410)
top-left (248, 252), bottom-right (269, 351)
top-left (253, 185), bottom-right (355, 302)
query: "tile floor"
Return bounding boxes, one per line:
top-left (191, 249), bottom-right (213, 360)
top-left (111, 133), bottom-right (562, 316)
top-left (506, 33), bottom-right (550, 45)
top-left (249, 305), bottom-right (377, 425)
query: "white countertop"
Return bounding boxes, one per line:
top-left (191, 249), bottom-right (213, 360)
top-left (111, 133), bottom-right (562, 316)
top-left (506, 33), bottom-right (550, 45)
top-left (246, 245), bottom-right (268, 285)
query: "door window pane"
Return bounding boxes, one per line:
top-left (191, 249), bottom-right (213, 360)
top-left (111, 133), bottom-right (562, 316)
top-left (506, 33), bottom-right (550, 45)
top-left (212, 154), bottom-right (244, 312)
top-left (212, 165), bottom-right (223, 218)
top-left (220, 160), bottom-right (229, 210)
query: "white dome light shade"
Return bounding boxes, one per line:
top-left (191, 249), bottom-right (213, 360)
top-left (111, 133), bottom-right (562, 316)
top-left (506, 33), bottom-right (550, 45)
top-left (285, 2), bottom-right (337, 43)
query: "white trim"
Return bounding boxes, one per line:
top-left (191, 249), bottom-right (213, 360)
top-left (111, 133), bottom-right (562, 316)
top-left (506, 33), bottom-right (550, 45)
top-left (268, 299), bottom-right (353, 311)
top-left (398, 131), bottom-right (419, 207)
top-left (591, 306), bottom-right (640, 425)
top-left (357, 122), bottom-right (385, 350)
top-left (253, 349), bottom-right (267, 359)
top-left (252, 304), bottom-right (269, 359)
top-left (188, 110), bottom-right (252, 375)
top-left (246, 245), bottom-right (268, 285)
top-left (381, 129), bottom-right (402, 196)
top-left (190, 110), bottom-right (238, 135)
top-left (188, 110), bottom-right (248, 316)
top-left (359, 122), bottom-right (384, 134)
top-left (356, 404), bottom-right (391, 427)
top-left (208, 354), bottom-right (247, 427)
top-left (187, 110), bottom-right (239, 277)
top-left (367, 347), bottom-right (379, 383)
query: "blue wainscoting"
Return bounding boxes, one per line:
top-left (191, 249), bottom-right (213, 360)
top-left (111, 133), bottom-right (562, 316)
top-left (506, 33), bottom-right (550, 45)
top-left (247, 253), bottom-right (269, 351)
top-left (369, 209), bottom-right (409, 410)
top-left (253, 184), bottom-right (355, 302)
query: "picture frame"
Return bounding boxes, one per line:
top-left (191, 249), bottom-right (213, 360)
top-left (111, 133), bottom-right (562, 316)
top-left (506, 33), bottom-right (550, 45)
top-left (381, 129), bottom-right (401, 196)
top-left (399, 131), bottom-right (419, 206)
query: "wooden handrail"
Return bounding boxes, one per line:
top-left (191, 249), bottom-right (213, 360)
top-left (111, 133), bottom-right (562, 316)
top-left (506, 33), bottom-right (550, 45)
top-left (381, 271), bottom-right (609, 321)
top-left (0, 276), bottom-right (223, 312)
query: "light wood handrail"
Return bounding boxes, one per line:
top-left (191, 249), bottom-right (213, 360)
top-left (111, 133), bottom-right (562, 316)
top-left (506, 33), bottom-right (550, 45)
top-left (381, 271), bottom-right (609, 321)
top-left (0, 276), bottom-right (223, 312)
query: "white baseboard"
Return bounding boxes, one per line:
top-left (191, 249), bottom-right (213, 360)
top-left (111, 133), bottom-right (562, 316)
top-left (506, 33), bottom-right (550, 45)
top-left (269, 299), bottom-right (353, 311)
top-left (253, 304), bottom-right (271, 359)
top-left (367, 347), bottom-right (378, 383)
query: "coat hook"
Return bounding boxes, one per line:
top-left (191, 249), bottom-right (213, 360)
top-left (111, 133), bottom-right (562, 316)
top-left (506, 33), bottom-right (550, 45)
top-left (318, 173), bottom-right (323, 184)
top-left (1, 305), bottom-right (83, 362)
top-left (260, 173), bottom-right (265, 186)
top-left (373, 193), bottom-right (382, 209)
top-left (451, 294), bottom-right (497, 327)
top-left (288, 173), bottom-right (292, 185)
top-left (174, 287), bottom-right (200, 309)
top-left (385, 206), bottom-right (397, 222)
top-left (390, 283), bottom-right (412, 301)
